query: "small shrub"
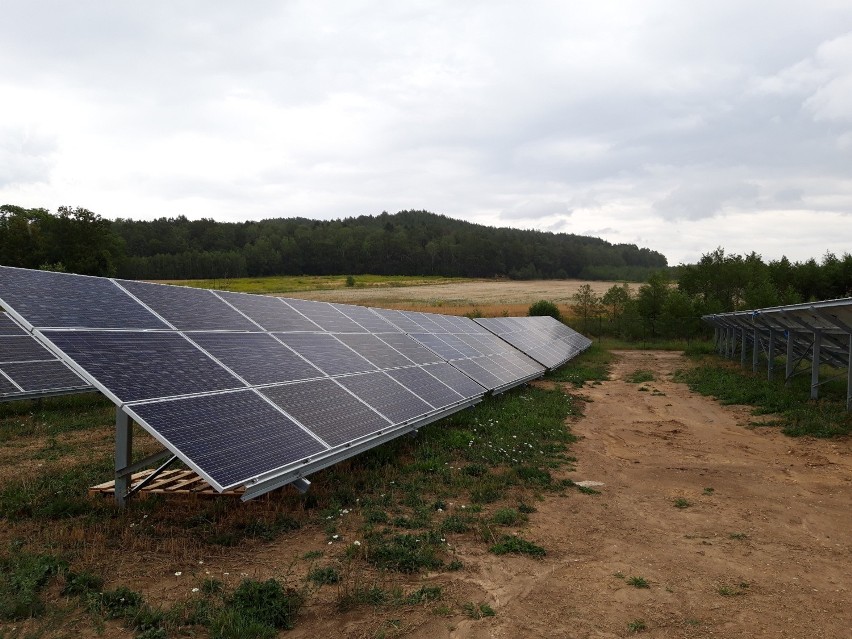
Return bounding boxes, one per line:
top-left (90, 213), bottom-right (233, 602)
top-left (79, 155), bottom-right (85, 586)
top-left (462, 601), bottom-right (496, 618)
top-left (345, 275), bottom-right (356, 287)
top-left (491, 508), bottom-right (526, 527)
top-left (528, 300), bottom-right (562, 321)
top-left (627, 370), bottom-right (655, 383)
top-left (673, 498), bottom-right (691, 509)
top-left (227, 578), bottom-right (303, 631)
top-left (627, 619), bottom-right (647, 632)
top-left (367, 534), bottom-right (442, 573)
top-left (440, 514), bottom-right (472, 534)
top-left (405, 586), bottom-right (442, 604)
top-left (62, 570), bottom-right (104, 598)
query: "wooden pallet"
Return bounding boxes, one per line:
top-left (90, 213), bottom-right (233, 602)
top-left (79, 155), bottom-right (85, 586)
top-left (89, 469), bottom-right (244, 498)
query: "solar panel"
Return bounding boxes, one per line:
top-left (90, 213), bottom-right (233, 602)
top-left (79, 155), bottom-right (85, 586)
top-left (337, 371), bottom-right (434, 422)
top-left (129, 390), bottom-right (327, 490)
top-left (422, 362), bottom-right (489, 399)
top-left (0, 335), bottom-right (58, 362)
top-left (274, 333), bottom-right (377, 376)
top-left (43, 330), bottom-right (244, 403)
top-left (216, 291), bottom-right (320, 332)
top-left (475, 316), bottom-right (592, 369)
top-left (261, 378), bottom-right (390, 447)
top-left (332, 303), bottom-right (400, 333)
top-left (0, 267), bottom-right (595, 500)
top-left (283, 298), bottom-right (365, 333)
top-left (375, 333), bottom-right (443, 365)
top-left (386, 365), bottom-right (468, 409)
top-left (188, 332), bottom-right (323, 386)
top-left (334, 333), bottom-right (416, 369)
top-left (0, 266), bottom-right (166, 330)
top-left (1, 360), bottom-right (90, 392)
top-left (0, 313), bottom-right (92, 401)
top-left (117, 280), bottom-right (259, 331)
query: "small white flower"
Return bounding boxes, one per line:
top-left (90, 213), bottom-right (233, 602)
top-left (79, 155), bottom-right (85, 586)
top-left (328, 541), bottom-right (333, 545)
top-left (192, 587), bottom-right (199, 593)
top-left (198, 560), bottom-right (204, 564)
top-left (174, 571), bottom-right (182, 576)
top-left (332, 534), bottom-right (339, 539)
top-left (353, 540), bottom-right (361, 546)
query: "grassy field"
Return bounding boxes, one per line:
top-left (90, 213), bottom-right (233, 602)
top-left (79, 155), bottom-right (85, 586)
top-left (0, 349), bottom-right (611, 638)
top-left (158, 274), bottom-right (470, 295)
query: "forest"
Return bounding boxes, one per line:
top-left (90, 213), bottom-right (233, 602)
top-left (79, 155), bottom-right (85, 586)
top-left (0, 205), bottom-right (664, 281)
top-left (1, 205), bottom-right (850, 337)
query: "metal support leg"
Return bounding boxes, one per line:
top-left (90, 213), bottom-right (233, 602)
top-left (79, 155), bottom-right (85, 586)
top-left (811, 329), bottom-right (821, 400)
top-left (767, 328), bottom-right (775, 381)
top-left (115, 408), bottom-right (132, 508)
top-left (714, 327), bottom-right (720, 353)
top-left (752, 328), bottom-right (759, 372)
top-left (740, 327), bottom-right (747, 366)
top-left (847, 335), bottom-right (852, 411)
top-left (785, 331), bottom-right (795, 387)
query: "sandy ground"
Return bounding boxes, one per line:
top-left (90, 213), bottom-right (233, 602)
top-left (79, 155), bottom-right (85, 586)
top-left (291, 350), bottom-right (850, 639)
top-left (286, 279), bottom-right (633, 307)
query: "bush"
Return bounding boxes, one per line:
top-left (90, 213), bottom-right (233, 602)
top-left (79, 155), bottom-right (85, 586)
top-left (528, 300), bottom-right (562, 321)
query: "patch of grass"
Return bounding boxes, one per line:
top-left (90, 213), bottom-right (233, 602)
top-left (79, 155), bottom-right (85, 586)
top-left (462, 601), bottom-right (496, 619)
top-left (491, 507), bottom-right (527, 527)
top-left (627, 619), bottom-right (647, 633)
top-left (729, 532), bottom-right (748, 540)
top-left (440, 514), bottom-right (473, 534)
top-left (161, 274), bottom-right (467, 294)
top-left (489, 535), bottom-right (546, 558)
top-left (627, 370), bottom-right (655, 383)
top-left (0, 549), bottom-right (66, 621)
top-left (366, 534), bottom-right (443, 573)
top-left (405, 586), bottom-right (442, 605)
top-left (674, 360), bottom-right (852, 437)
top-left (626, 576), bottom-right (649, 588)
top-left (703, 487), bottom-right (715, 495)
top-left (546, 342), bottom-right (612, 386)
top-left (302, 550), bottom-right (323, 560)
top-left (337, 585), bottom-right (388, 611)
top-left (447, 559), bottom-right (463, 571)
top-left (308, 566), bottom-right (340, 586)
top-left (673, 498), bottom-right (691, 509)
top-left (577, 485), bottom-right (600, 495)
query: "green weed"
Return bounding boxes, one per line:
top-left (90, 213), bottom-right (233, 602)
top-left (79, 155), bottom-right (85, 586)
top-left (673, 498), bottom-right (691, 509)
top-left (627, 370), bottom-right (655, 383)
top-left (488, 535), bottom-right (546, 558)
top-left (626, 576), bottom-right (649, 588)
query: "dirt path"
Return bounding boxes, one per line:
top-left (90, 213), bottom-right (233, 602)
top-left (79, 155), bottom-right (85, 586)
top-left (400, 350), bottom-right (851, 638)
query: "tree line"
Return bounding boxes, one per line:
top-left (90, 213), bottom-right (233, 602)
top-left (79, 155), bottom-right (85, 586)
top-left (567, 248), bottom-right (852, 340)
top-left (0, 205), bottom-right (666, 281)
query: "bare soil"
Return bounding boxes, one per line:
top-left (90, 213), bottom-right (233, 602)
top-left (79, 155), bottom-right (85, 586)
top-left (288, 350), bottom-right (850, 638)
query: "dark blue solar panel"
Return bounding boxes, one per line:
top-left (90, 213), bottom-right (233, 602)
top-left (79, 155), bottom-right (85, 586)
top-left (371, 308), bottom-right (426, 332)
top-left (216, 292), bottom-right (320, 332)
top-left (335, 334), bottom-right (414, 369)
top-left (0, 266), bottom-right (166, 329)
top-left (131, 390), bottom-right (327, 489)
top-left (422, 363), bottom-right (487, 399)
top-left (449, 358), bottom-right (505, 389)
top-left (337, 372), bottom-right (432, 423)
top-left (386, 366), bottom-right (465, 409)
top-left (0, 360), bottom-right (88, 392)
top-left (0, 374), bottom-right (19, 395)
top-left (0, 336), bottom-right (56, 362)
top-left (0, 315), bottom-right (26, 335)
top-left (261, 379), bottom-right (390, 447)
top-left (411, 333), bottom-right (465, 360)
top-left (43, 330), bottom-right (243, 402)
top-left (118, 280), bottom-right (259, 331)
top-left (188, 332), bottom-right (323, 385)
top-left (283, 298), bottom-right (365, 333)
top-left (333, 303), bottom-right (400, 333)
top-left (376, 333), bottom-right (443, 364)
top-left (274, 333), bottom-right (376, 375)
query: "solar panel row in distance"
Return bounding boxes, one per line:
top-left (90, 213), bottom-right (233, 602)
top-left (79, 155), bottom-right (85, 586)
top-left (373, 308), bottom-right (547, 393)
top-left (0, 314), bottom-right (91, 401)
top-left (475, 316), bottom-right (592, 370)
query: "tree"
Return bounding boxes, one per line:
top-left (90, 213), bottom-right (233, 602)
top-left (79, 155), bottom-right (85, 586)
top-left (572, 284), bottom-right (600, 332)
top-left (528, 300), bottom-right (562, 321)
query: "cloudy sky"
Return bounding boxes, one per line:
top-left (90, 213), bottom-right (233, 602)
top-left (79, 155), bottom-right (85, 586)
top-left (2, 1), bottom-right (851, 265)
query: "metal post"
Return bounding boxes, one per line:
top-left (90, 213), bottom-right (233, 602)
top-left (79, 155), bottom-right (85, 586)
top-left (847, 334), bottom-right (852, 411)
top-left (752, 328), bottom-right (759, 372)
top-left (714, 327), bottom-right (720, 353)
top-left (811, 329), bottom-right (821, 400)
top-left (728, 327), bottom-right (734, 358)
top-left (740, 327), bottom-right (747, 366)
top-left (115, 408), bottom-right (132, 508)
top-left (785, 331), bottom-right (794, 387)
top-left (767, 328), bottom-right (775, 381)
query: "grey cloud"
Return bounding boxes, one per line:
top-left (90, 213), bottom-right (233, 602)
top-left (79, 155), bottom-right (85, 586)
top-left (654, 181), bottom-right (761, 221)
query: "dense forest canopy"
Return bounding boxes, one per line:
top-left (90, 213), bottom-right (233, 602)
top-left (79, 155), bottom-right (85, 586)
top-left (1, 205), bottom-right (666, 281)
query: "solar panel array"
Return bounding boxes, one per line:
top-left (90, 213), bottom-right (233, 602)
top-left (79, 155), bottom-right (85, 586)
top-left (475, 316), bottom-right (592, 369)
top-left (0, 266), bottom-right (592, 496)
top-left (0, 313), bottom-right (91, 401)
